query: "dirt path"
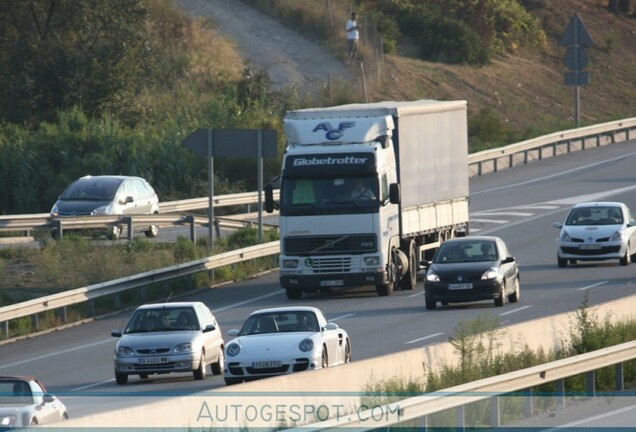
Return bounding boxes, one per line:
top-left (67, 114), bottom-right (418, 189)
top-left (176, 0), bottom-right (353, 99)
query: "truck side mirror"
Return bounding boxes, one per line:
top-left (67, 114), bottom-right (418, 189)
top-left (389, 183), bottom-right (400, 204)
top-left (264, 183), bottom-right (275, 213)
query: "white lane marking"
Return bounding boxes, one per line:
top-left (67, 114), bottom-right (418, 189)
top-left (330, 313), bottom-right (354, 321)
top-left (499, 305), bottom-right (533, 316)
top-left (514, 205), bottom-right (560, 210)
top-left (72, 379), bottom-right (114, 391)
top-left (213, 290), bottom-right (281, 312)
top-left (408, 291), bottom-right (425, 298)
top-left (470, 218), bottom-right (508, 224)
top-left (0, 339), bottom-right (114, 370)
top-left (406, 332), bottom-right (445, 345)
top-left (547, 184), bottom-right (636, 205)
top-left (577, 281), bottom-right (608, 291)
top-left (542, 402), bottom-right (636, 431)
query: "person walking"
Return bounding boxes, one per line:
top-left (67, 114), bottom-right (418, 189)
top-left (346, 11), bottom-right (360, 64)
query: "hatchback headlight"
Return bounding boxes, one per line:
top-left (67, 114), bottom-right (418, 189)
top-left (559, 230), bottom-right (572, 242)
top-left (0, 415), bottom-right (17, 426)
top-left (609, 230), bottom-right (624, 242)
top-left (226, 343), bottom-right (241, 357)
top-left (173, 343), bottom-right (193, 353)
top-left (299, 338), bottom-right (314, 352)
top-left (117, 346), bottom-right (134, 356)
top-left (425, 270), bottom-right (440, 283)
top-left (481, 267), bottom-right (499, 280)
top-left (91, 205), bottom-right (111, 215)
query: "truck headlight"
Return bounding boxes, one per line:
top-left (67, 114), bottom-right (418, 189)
top-left (282, 259), bottom-right (299, 269)
top-left (363, 256), bottom-right (380, 266)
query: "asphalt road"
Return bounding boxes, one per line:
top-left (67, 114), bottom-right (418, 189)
top-left (2, 139), bottom-right (636, 423)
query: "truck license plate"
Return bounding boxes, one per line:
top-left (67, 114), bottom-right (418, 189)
top-left (320, 280), bottom-right (344, 287)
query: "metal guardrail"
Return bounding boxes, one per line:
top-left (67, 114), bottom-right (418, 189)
top-left (0, 241), bottom-right (280, 338)
top-left (294, 340), bottom-right (636, 430)
top-left (468, 117), bottom-right (636, 176)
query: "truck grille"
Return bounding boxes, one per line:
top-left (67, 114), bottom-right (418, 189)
top-left (284, 234), bottom-right (376, 255)
top-left (310, 257), bottom-right (352, 273)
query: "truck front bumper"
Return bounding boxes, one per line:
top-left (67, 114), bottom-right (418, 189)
top-left (281, 272), bottom-right (386, 290)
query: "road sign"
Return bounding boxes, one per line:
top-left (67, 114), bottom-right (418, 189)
top-left (564, 46), bottom-right (589, 71)
top-left (183, 129), bottom-right (278, 158)
top-left (559, 14), bottom-right (595, 48)
top-left (564, 71), bottom-right (590, 86)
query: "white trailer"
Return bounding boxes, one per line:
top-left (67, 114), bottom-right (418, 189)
top-left (265, 100), bottom-right (469, 298)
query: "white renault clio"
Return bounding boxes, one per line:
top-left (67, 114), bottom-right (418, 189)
top-left (554, 201), bottom-right (636, 267)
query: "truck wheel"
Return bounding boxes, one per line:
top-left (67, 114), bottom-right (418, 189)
top-left (376, 251), bottom-right (396, 296)
top-left (285, 287), bottom-right (303, 299)
top-left (399, 240), bottom-right (417, 290)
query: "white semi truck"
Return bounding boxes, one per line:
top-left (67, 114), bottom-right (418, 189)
top-left (264, 100), bottom-right (470, 299)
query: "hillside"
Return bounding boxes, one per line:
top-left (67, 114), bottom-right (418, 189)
top-left (179, 0), bottom-right (635, 139)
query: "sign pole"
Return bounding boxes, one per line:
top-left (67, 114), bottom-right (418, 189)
top-left (207, 129), bottom-right (214, 249)
top-left (257, 130), bottom-right (263, 243)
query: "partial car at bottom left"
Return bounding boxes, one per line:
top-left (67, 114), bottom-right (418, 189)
top-left (0, 376), bottom-right (68, 428)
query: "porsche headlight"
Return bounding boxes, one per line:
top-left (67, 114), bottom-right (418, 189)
top-left (481, 267), bottom-right (499, 280)
top-left (559, 230), bottom-right (572, 242)
top-left (299, 338), bottom-right (314, 352)
top-left (426, 270), bottom-right (440, 283)
top-left (226, 343), bottom-right (241, 357)
top-left (173, 343), bottom-right (193, 353)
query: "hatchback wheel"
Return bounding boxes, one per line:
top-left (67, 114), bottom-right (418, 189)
top-left (620, 245), bottom-right (631, 266)
top-left (145, 224), bottom-right (159, 238)
top-left (557, 256), bottom-right (567, 268)
top-left (108, 225), bottom-right (122, 240)
top-left (211, 348), bottom-right (224, 375)
top-left (193, 352), bottom-right (207, 380)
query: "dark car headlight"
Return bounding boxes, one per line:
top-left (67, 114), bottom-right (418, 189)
top-left (299, 338), bottom-right (314, 352)
top-left (226, 343), bottom-right (241, 357)
top-left (425, 270), bottom-right (440, 283)
top-left (481, 266), bottom-right (499, 280)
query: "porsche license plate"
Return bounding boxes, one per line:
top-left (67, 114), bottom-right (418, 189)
top-left (449, 283), bottom-right (473, 290)
top-left (252, 361), bottom-right (281, 369)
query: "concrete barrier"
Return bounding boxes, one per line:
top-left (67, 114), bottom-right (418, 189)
top-left (49, 293), bottom-right (636, 430)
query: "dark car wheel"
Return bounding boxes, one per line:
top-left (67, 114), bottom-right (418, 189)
top-left (425, 297), bottom-right (437, 310)
top-left (494, 285), bottom-right (505, 307)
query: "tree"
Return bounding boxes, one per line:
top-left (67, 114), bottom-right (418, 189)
top-left (0, 0), bottom-right (152, 125)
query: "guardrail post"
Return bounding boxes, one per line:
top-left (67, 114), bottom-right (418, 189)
top-left (586, 370), bottom-right (595, 397)
top-left (58, 307), bottom-right (67, 323)
top-left (88, 299), bottom-right (95, 317)
top-left (614, 362), bottom-right (624, 391)
top-left (186, 215), bottom-right (195, 242)
top-left (490, 396), bottom-right (500, 427)
top-left (31, 314), bottom-right (38, 332)
top-left (214, 218), bottom-right (221, 238)
top-left (52, 219), bottom-right (63, 240)
top-left (124, 217), bottom-right (133, 241)
top-left (523, 389), bottom-right (533, 418)
top-left (455, 405), bottom-right (465, 429)
top-left (2, 321), bottom-right (7, 339)
top-left (556, 379), bottom-right (565, 408)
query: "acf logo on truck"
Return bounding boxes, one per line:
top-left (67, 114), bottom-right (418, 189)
top-left (312, 121), bottom-right (355, 140)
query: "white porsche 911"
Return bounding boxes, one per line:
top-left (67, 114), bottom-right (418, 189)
top-left (223, 306), bottom-right (351, 385)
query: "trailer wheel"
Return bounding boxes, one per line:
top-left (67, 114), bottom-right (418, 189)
top-left (399, 240), bottom-right (417, 290)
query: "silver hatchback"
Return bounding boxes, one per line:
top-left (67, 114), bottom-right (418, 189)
top-left (111, 302), bottom-right (225, 384)
top-left (50, 175), bottom-right (160, 239)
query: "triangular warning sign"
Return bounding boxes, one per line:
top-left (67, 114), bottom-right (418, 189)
top-left (559, 14), bottom-right (595, 47)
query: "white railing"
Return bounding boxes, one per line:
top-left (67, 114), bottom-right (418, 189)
top-left (292, 340), bottom-right (636, 430)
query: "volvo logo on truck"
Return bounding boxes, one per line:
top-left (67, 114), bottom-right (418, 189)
top-left (313, 121), bottom-right (355, 140)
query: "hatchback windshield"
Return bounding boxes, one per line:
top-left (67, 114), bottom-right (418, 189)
top-left (124, 307), bottom-right (199, 333)
top-left (565, 206), bottom-right (623, 225)
top-left (60, 177), bottom-right (123, 201)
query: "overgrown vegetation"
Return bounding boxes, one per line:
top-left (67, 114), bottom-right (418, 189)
top-left (0, 226), bottom-right (279, 339)
top-left (362, 293), bottom-right (636, 428)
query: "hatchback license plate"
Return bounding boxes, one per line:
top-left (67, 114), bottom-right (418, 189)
top-left (579, 244), bottom-right (601, 250)
top-left (141, 357), bottom-right (168, 364)
top-left (449, 283), bottom-right (473, 290)
top-left (252, 361), bottom-right (281, 369)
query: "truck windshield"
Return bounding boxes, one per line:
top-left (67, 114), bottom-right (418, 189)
top-left (280, 177), bottom-right (379, 216)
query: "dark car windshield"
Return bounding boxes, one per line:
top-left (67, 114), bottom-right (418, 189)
top-left (434, 241), bottom-right (498, 263)
top-left (124, 307), bottom-right (199, 333)
top-left (60, 178), bottom-right (123, 201)
top-left (565, 206), bottom-right (623, 225)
